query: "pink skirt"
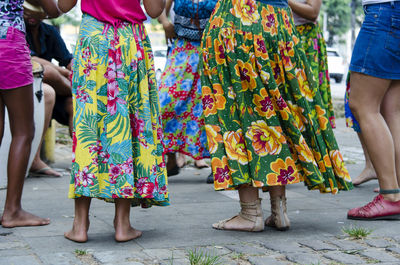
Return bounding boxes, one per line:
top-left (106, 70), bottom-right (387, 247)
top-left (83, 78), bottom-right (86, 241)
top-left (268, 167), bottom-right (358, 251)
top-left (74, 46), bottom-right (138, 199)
top-left (0, 27), bottom-right (33, 90)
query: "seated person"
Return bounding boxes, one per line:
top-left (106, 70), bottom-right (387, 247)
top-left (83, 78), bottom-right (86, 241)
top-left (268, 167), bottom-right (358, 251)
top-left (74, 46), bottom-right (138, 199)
top-left (24, 6), bottom-right (73, 177)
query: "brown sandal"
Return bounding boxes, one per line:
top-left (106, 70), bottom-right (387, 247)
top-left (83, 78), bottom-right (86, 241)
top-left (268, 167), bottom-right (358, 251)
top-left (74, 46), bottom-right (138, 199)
top-left (212, 199), bottom-right (264, 232)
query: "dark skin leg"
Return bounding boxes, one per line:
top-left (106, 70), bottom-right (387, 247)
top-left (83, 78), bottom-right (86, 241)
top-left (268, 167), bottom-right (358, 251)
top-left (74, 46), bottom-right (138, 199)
top-left (64, 196), bottom-right (91, 243)
top-left (0, 84), bottom-right (50, 228)
top-left (114, 198), bottom-right (142, 242)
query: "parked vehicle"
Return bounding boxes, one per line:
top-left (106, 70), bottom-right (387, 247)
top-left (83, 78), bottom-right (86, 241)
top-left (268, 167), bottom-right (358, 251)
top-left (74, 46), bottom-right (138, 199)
top-left (327, 47), bottom-right (346, 83)
top-left (153, 46), bottom-right (168, 83)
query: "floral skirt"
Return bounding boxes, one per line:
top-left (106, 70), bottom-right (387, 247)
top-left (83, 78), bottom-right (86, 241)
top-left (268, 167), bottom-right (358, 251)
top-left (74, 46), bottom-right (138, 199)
top-left (296, 23), bottom-right (335, 128)
top-left (344, 72), bottom-right (361, 132)
top-left (200, 0), bottom-right (352, 193)
top-left (158, 39), bottom-right (209, 160)
top-left (69, 14), bottom-right (169, 207)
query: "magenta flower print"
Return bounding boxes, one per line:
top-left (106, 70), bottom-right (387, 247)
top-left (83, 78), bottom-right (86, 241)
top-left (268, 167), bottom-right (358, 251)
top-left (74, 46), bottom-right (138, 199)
top-left (277, 166), bottom-right (295, 185)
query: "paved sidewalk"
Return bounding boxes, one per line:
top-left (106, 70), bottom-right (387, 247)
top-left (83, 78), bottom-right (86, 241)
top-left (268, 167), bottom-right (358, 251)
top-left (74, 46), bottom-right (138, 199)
top-left (1, 118), bottom-right (400, 265)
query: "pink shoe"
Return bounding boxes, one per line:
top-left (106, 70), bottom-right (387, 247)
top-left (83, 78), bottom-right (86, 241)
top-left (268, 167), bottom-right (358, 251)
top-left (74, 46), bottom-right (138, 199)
top-left (347, 195), bottom-right (400, 220)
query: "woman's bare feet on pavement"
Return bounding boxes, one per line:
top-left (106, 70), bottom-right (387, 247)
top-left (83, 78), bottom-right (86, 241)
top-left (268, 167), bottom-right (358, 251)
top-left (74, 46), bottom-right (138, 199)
top-left (30, 159), bottom-right (62, 178)
top-left (194, 159), bottom-right (209, 169)
top-left (1, 209), bottom-right (50, 228)
top-left (114, 219), bottom-right (142, 242)
top-left (352, 167), bottom-right (377, 186)
top-left (176, 153), bottom-right (186, 168)
top-left (64, 218), bottom-right (90, 243)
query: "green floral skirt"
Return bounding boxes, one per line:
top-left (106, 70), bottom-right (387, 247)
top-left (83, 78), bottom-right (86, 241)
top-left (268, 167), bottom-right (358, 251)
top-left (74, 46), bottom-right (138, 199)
top-left (296, 23), bottom-right (335, 128)
top-left (200, 0), bottom-right (352, 193)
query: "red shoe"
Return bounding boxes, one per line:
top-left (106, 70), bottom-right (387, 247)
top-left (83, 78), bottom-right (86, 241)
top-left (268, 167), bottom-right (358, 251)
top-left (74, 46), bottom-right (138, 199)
top-left (347, 194), bottom-right (400, 220)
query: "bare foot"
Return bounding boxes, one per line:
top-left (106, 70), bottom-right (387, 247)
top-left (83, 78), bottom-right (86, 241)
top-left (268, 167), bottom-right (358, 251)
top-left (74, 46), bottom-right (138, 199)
top-left (1, 209), bottom-right (50, 228)
top-left (352, 167), bottom-right (377, 186)
top-left (64, 219), bottom-right (90, 243)
top-left (114, 220), bottom-right (142, 242)
top-left (30, 159), bottom-right (62, 178)
top-left (176, 153), bottom-right (186, 168)
top-left (194, 159), bottom-right (210, 169)
top-left (212, 215), bottom-right (263, 231)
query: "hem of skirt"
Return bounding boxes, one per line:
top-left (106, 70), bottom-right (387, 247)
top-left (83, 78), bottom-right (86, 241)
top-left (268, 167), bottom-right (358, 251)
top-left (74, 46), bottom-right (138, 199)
top-left (164, 148), bottom-right (210, 160)
top-left (350, 66), bottom-right (400, 80)
top-left (68, 194), bottom-right (170, 207)
top-left (213, 180), bottom-right (303, 191)
top-left (0, 80), bottom-right (33, 90)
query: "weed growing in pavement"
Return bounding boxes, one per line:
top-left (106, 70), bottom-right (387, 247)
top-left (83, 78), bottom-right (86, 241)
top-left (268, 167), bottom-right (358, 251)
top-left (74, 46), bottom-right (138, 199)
top-left (187, 249), bottom-right (222, 265)
top-left (74, 249), bottom-right (88, 256)
top-left (342, 225), bottom-right (372, 240)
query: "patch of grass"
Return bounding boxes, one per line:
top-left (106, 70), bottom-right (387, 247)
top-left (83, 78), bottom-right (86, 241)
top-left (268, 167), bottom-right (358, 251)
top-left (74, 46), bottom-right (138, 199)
top-left (74, 249), bottom-right (88, 256)
top-left (342, 225), bottom-right (372, 240)
top-left (187, 249), bottom-right (222, 265)
top-left (231, 252), bottom-right (245, 261)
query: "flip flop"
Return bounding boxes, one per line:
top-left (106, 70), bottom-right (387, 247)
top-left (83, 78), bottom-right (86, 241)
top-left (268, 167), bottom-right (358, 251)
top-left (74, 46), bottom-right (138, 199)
top-left (29, 167), bottom-right (62, 178)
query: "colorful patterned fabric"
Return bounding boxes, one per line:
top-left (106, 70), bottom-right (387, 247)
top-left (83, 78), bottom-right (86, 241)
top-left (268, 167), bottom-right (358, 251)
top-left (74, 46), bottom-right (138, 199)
top-left (69, 14), bottom-right (169, 207)
top-left (344, 72), bottom-right (361, 132)
top-left (200, 0), bottom-right (352, 194)
top-left (174, 0), bottom-right (218, 40)
top-left (296, 23), bottom-right (335, 128)
top-left (0, 0), bottom-right (25, 34)
top-left (159, 38), bottom-right (209, 160)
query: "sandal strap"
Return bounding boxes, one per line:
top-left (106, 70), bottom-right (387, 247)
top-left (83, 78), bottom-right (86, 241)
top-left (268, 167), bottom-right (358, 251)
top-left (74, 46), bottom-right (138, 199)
top-left (379, 189), bottom-right (400, 194)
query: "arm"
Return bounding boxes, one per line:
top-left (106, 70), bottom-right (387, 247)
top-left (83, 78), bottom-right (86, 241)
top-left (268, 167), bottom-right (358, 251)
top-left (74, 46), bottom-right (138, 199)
top-left (157, 0), bottom-right (176, 44)
top-left (57, 0), bottom-right (77, 13)
top-left (26, 0), bottom-right (62, 18)
top-left (288, 0), bottom-right (321, 21)
top-left (144, 0), bottom-right (165, 18)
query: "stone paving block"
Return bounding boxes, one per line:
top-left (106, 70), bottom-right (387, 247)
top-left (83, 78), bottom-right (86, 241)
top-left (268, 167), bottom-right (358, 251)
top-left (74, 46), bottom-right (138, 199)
top-left (143, 248), bottom-right (186, 260)
top-left (360, 249), bottom-right (399, 262)
top-left (93, 250), bottom-right (151, 263)
top-left (225, 243), bottom-right (268, 255)
top-left (286, 253), bottom-right (323, 265)
top-left (247, 256), bottom-right (287, 265)
top-left (0, 241), bottom-right (27, 250)
top-left (104, 261), bottom-right (145, 265)
top-left (39, 252), bottom-right (83, 265)
top-left (191, 245), bottom-right (231, 256)
top-left (258, 240), bottom-right (305, 253)
top-left (299, 239), bottom-right (337, 251)
top-left (160, 259), bottom-right (187, 265)
top-left (387, 246), bottom-right (400, 255)
top-left (323, 251), bottom-right (365, 264)
top-left (0, 255), bottom-right (41, 265)
top-left (326, 239), bottom-right (366, 251)
top-left (365, 239), bottom-right (395, 248)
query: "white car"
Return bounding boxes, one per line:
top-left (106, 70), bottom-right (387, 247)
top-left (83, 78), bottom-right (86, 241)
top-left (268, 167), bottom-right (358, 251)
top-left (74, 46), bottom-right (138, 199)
top-left (152, 46), bottom-right (168, 83)
top-left (327, 47), bottom-right (346, 83)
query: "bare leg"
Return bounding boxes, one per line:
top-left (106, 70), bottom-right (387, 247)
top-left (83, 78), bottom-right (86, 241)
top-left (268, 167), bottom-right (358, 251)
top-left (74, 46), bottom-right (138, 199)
top-left (29, 84), bottom-right (61, 177)
top-left (0, 95), bottom-right (4, 144)
top-left (64, 197), bottom-right (91, 243)
top-left (1, 84), bottom-right (50, 228)
top-left (33, 58), bottom-right (72, 97)
top-left (268, 185), bottom-right (285, 198)
top-left (381, 80), bottom-right (400, 187)
top-left (114, 199), bottom-right (142, 242)
top-left (166, 153), bottom-right (177, 171)
top-left (176, 152), bottom-right (186, 168)
top-left (352, 132), bottom-right (377, 186)
top-left (349, 73), bottom-right (400, 201)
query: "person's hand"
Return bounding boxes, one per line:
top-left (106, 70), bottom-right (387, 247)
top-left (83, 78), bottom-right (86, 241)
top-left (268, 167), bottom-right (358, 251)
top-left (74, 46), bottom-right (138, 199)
top-left (163, 21), bottom-right (176, 44)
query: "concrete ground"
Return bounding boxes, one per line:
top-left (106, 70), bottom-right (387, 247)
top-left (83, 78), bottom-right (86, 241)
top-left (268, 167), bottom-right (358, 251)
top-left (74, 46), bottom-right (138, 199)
top-left (1, 116), bottom-right (400, 265)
